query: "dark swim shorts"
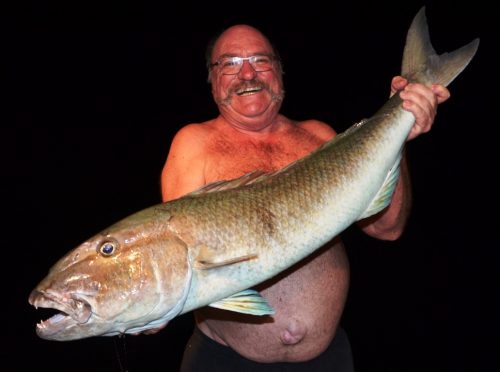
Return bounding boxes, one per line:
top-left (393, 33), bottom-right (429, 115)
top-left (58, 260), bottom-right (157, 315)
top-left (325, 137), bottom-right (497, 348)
top-left (180, 326), bottom-right (354, 371)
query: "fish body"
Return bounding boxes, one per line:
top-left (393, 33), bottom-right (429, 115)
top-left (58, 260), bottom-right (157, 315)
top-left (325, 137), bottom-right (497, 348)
top-left (29, 8), bottom-right (479, 341)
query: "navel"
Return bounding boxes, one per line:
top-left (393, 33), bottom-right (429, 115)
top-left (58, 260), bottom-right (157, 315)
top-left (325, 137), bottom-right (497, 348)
top-left (280, 317), bottom-right (307, 345)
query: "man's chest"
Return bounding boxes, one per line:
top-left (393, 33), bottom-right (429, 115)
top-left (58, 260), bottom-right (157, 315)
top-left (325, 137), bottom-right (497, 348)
top-left (204, 136), bottom-right (323, 182)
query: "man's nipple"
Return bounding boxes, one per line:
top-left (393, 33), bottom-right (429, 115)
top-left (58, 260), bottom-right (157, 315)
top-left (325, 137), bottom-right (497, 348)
top-left (280, 318), bottom-right (307, 345)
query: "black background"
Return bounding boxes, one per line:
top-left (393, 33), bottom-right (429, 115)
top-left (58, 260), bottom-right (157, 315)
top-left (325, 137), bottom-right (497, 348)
top-left (7, 1), bottom-right (498, 371)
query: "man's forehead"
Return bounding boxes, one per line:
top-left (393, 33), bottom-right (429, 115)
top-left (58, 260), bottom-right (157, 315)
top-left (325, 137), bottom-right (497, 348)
top-left (213, 25), bottom-right (273, 57)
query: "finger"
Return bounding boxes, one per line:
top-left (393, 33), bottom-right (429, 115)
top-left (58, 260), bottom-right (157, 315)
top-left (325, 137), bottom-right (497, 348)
top-left (405, 83), bottom-right (438, 105)
top-left (431, 84), bottom-right (451, 104)
top-left (143, 324), bottom-right (167, 335)
top-left (402, 99), bottom-right (431, 131)
top-left (399, 87), bottom-right (435, 139)
top-left (390, 76), bottom-right (408, 96)
top-left (143, 329), bottom-right (161, 335)
top-left (402, 85), bottom-right (438, 116)
top-left (400, 90), bottom-right (433, 120)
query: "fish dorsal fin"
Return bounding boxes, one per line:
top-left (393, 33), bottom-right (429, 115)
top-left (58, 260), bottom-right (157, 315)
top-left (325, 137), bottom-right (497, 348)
top-left (194, 244), bottom-right (258, 270)
top-left (335, 118), bottom-right (369, 140)
top-left (358, 151), bottom-right (402, 220)
top-left (278, 118), bottom-right (371, 173)
top-left (209, 289), bottom-right (275, 316)
top-left (187, 170), bottom-right (269, 196)
top-left (186, 119), bottom-right (371, 198)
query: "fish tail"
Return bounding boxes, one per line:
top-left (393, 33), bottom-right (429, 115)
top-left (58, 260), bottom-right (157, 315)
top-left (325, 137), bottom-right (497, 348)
top-left (402, 7), bottom-right (479, 87)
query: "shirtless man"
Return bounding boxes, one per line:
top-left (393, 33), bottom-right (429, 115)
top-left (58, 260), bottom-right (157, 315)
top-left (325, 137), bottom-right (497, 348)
top-left (160, 25), bottom-right (450, 371)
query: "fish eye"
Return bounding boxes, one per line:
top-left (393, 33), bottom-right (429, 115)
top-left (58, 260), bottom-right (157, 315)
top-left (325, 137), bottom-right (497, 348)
top-left (98, 239), bottom-right (119, 257)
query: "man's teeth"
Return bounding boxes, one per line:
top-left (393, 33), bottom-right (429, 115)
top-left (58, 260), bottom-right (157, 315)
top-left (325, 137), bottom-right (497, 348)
top-left (236, 87), bottom-right (263, 96)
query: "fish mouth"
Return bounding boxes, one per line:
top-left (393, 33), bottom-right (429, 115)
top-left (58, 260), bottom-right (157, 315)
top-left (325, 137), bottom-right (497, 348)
top-left (29, 289), bottom-right (92, 338)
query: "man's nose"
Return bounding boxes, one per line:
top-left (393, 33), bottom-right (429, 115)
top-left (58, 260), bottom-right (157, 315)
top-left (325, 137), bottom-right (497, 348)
top-left (238, 60), bottom-right (257, 80)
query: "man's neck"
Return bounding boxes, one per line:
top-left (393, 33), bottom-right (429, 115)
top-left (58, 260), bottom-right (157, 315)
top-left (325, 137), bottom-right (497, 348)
top-left (215, 114), bottom-right (290, 137)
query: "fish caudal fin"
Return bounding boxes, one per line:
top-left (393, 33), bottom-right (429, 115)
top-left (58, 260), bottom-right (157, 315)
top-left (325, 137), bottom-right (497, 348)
top-left (402, 7), bottom-right (479, 87)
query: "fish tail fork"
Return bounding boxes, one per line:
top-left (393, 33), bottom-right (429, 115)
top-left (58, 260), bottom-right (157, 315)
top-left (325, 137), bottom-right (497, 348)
top-left (402, 7), bottom-right (479, 87)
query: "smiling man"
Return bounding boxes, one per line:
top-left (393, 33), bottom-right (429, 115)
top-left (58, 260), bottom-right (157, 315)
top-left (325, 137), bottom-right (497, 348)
top-left (159, 25), bottom-right (449, 371)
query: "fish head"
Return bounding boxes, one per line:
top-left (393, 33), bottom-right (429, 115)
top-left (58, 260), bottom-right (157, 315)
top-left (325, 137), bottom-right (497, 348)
top-left (29, 208), bottom-right (192, 341)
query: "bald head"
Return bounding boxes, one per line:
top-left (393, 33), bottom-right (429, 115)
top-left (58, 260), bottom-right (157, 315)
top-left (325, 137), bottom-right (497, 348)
top-left (206, 25), bottom-right (282, 79)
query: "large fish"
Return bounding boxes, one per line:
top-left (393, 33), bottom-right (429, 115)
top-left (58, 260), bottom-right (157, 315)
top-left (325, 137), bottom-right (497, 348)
top-left (29, 7), bottom-right (478, 341)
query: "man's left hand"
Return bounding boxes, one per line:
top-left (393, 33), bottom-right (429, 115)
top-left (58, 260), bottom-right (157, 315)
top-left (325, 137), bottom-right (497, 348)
top-left (391, 76), bottom-right (450, 141)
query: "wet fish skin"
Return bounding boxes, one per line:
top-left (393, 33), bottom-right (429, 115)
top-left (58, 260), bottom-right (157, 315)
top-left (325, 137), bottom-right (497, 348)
top-left (29, 7), bottom-right (479, 341)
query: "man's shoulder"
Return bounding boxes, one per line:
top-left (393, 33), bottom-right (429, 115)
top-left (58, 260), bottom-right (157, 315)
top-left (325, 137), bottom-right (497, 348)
top-left (175, 120), bottom-right (215, 136)
top-left (171, 120), bottom-right (216, 146)
top-left (296, 119), bottom-right (337, 142)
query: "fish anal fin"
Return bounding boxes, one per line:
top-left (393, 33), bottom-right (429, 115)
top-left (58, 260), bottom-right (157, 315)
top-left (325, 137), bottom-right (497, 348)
top-left (209, 289), bottom-right (275, 316)
top-left (358, 152), bottom-right (402, 220)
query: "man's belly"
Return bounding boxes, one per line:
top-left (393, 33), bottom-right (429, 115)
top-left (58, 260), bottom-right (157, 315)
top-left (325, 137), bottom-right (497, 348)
top-left (195, 239), bottom-right (350, 363)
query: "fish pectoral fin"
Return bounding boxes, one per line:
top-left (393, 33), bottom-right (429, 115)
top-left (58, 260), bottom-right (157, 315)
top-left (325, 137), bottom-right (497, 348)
top-left (194, 245), bottom-right (258, 270)
top-left (358, 151), bottom-right (402, 220)
top-left (208, 289), bottom-right (275, 316)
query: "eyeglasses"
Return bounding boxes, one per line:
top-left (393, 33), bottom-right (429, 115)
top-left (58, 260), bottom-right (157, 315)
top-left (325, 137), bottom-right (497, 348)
top-left (210, 55), bottom-right (276, 75)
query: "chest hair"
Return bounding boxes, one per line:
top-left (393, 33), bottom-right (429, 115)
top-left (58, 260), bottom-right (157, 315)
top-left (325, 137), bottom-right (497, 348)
top-left (205, 128), bottom-right (324, 182)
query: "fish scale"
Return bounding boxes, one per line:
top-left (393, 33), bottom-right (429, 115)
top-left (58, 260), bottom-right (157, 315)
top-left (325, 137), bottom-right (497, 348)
top-left (172, 109), bottom-right (415, 311)
top-left (29, 7), bottom-right (479, 341)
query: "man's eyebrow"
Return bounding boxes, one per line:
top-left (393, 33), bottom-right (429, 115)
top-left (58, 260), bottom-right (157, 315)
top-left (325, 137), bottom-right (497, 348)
top-left (215, 52), bottom-right (272, 59)
top-left (215, 53), bottom-right (238, 59)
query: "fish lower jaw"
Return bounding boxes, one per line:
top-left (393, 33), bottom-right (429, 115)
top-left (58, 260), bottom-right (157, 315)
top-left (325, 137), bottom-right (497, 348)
top-left (36, 313), bottom-right (77, 339)
top-left (30, 291), bottom-right (93, 338)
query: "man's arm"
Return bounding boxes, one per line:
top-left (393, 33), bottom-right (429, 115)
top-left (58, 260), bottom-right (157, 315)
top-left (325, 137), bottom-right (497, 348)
top-left (161, 124), bottom-right (208, 202)
top-left (358, 152), bottom-right (412, 240)
top-left (358, 77), bottom-right (450, 240)
top-left (137, 124), bottom-right (208, 335)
